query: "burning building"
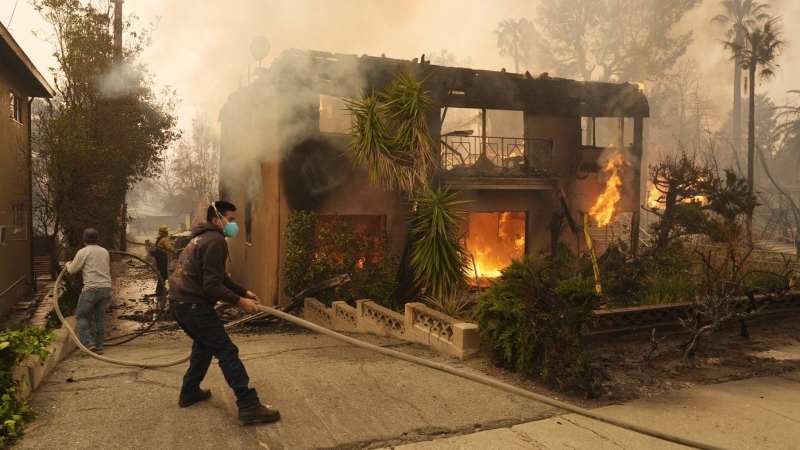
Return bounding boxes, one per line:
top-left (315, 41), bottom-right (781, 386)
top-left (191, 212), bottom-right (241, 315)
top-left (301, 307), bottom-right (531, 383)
top-left (218, 50), bottom-right (648, 306)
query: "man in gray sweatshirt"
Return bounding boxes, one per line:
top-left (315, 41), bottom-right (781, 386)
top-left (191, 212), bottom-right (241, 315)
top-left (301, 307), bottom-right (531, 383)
top-left (65, 228), bottom-right (112, 355)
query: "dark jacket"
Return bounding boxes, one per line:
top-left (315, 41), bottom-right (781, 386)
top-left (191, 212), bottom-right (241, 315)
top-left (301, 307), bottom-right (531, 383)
top-left (168, 222), bottom-right (247, 305)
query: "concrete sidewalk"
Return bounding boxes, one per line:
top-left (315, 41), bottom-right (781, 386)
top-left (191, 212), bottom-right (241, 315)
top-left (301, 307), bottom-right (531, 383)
top-left (390, 371), bottom-right (800, 449)
top-left (13, 326), bottom-right (800, 450)
top-left (13, 329), bottom-right (557, 450)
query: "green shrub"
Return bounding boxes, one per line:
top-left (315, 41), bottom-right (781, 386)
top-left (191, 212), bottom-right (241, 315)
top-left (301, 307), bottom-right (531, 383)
top-left (641, 272), bottom-right (699, 305)
top-left (596, 241), bottom-right (644, 307)
top-left (0, 327), bottom-right (56, 447)
top-left (599, 240), bottom-right (698, 307)
top-left (408, 187), bottom-right (470, 300)
top-left (422, 289), bottom-right (476, 322)
top-left (283, 211), bottom-right (399, 309)
top-left (476, 253), bottom-right (600, 391)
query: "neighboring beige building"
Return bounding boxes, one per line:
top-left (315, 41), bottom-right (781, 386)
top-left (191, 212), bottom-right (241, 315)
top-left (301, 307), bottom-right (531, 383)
top-left (0, 22), bottom-right (55, 319)
top-left (219, 50), bottom-right (648, 306)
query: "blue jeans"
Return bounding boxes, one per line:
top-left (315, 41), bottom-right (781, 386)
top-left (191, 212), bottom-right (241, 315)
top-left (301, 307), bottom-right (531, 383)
top-left (170, 301), bottom-right (261, 411)
top-left (76, 287), bottom-right (113, 349)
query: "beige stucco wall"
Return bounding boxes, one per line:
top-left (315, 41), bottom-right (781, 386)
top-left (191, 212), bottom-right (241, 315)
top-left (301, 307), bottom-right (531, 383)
top-left (522, 113), bottom-right (584, 252)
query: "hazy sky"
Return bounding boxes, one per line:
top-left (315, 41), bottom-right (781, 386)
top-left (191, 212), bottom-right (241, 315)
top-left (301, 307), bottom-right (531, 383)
top-left (4, 0), bottom-right (799, 133)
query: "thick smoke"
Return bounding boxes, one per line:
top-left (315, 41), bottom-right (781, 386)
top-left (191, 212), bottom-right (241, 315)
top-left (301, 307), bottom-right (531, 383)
top-left (9, 0), bottom-right (800, 196)
top-left (11, 0), bottom-right (799, 130)
top-left (97, 63), bottom-right (141, 98)
top-left (13, 0), bottom-right (799, 139)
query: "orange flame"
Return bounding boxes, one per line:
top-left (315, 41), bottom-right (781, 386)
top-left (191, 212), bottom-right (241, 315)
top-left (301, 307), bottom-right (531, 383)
top-left (647, 184), bottom-right (707, 209)
top-left (589, 152), bottom-right (629, 227)
top-left (647, 185), bottom-right (661, 209)
top-left (690, 194), bottom-right (707, 205)
top-left (466, 212), bottom-right (525, 281)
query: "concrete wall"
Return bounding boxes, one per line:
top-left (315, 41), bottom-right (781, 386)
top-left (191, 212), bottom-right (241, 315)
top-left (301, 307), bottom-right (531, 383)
top-left (524, 113), bottom-right (584, 252)
top-left (0, 63), bottom-right (32, 318)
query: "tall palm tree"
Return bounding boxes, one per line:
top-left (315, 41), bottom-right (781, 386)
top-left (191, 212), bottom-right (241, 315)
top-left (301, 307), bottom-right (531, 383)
top-left (775, 91), bottom-right (800, 165)
top-left (712, 1), bottom-right (770, 164)
top-left (493, 18), bottom-right (533, 74)
top-left (724, 16), bottom-right (786, 195)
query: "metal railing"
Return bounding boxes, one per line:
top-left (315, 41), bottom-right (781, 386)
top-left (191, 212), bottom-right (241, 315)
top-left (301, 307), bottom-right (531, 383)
top-left (439, 135), bottom-right (554, 177)
top-left (588, 212), bottom-right (654, 255)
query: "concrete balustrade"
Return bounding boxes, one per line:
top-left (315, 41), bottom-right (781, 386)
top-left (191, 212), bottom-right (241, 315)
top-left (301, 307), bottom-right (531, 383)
top-left (303, 298), bottom-right (480, 359)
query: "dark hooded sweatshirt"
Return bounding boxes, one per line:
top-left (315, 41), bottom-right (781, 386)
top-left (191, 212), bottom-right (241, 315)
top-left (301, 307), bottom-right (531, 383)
top-left (168, 222), bottom-right (247, 305)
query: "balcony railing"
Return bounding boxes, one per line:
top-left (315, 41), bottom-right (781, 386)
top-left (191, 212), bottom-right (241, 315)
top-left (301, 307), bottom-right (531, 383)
top-left (439, 135), bottom-right (554, 178)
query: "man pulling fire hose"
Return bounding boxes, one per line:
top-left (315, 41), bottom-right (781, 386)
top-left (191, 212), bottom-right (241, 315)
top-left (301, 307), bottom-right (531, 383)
top-left (167, 200), bottom-right (280, 424)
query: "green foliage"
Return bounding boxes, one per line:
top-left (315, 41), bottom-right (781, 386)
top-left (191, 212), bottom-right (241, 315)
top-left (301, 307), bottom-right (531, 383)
top-left (641, 272), bottom-right (700, 305)
top-left (599, 240), bottom-right (699, 307)
top-left (595, 241), bottom-right (645, 307)
top-left (31, 0), bottom-right (179, 248)
top-left (0, 327), bottom-right (56, 446)
top-left (703, 169), bottom-right (758, 242)
top-left (283, 210), bottom-right (317, 298)
top-left (475, 253), bottom-right (600, 391)
top-left (740, 269), bottom-right (793, 295)
top-left (283, 211), bottom-right (398, 308)
top-left (408, 188), bottom-right (470, 300)
top-left (345, 66), bottom-right (438, 195)
top-left (422, 290), bottom-right (476, 322)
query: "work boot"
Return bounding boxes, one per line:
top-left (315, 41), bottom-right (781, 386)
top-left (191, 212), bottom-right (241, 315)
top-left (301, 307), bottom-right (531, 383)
top-left (238, 404), bottom-right (281, 424)
top-left (178, 389), bottom-right (212, 408)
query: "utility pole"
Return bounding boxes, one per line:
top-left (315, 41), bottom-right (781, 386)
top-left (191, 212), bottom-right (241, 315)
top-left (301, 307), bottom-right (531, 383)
top-left (113, 0), bottom-right (123, 63)
top-left (113, 0), bottom-right (127, 252)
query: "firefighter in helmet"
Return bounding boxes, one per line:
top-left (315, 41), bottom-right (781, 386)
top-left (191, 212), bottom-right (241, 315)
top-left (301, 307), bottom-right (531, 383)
top-left (153, 225), bottom-right (175, 297)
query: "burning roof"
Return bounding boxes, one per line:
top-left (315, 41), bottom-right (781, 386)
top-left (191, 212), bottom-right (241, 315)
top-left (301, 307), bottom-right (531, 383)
top-left (225, 49), bottom-right (649, 119)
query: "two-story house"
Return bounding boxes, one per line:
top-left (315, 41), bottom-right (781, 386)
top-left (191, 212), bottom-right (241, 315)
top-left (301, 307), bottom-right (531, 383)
top-left (0, 22), bottom-right (55, 319)
top-left (218, 50), bottom-right (648, 306)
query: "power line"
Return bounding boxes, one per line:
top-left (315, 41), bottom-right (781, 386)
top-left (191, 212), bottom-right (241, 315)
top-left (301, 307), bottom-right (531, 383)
top-left (7, 0), bottom-right (19, 29)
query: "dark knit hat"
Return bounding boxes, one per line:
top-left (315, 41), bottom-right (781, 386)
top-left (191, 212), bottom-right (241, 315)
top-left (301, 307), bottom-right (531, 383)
top-left (83, 228), bottom-right (98, 243)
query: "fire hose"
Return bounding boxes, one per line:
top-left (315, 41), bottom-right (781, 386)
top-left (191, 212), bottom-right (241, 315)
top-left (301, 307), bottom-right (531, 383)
top-left (52, 254), bottom-right (723, 450)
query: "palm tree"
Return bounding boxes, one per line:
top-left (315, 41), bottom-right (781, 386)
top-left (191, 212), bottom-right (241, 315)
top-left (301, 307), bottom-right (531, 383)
top-left (346, 67), bottom-right (469, 304)
top-left (775, 91), bottom-right (800, 165)
top-left (712, 1), bottom-right (770, 164)
top-left (346, 67), bottom-right (438, 194)
top-left (409, 187), bottom-right (470, 300)
top-left (493, 19), bottom-right (533, 74)
top-left (724, 16), bottom-right (786, 195)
